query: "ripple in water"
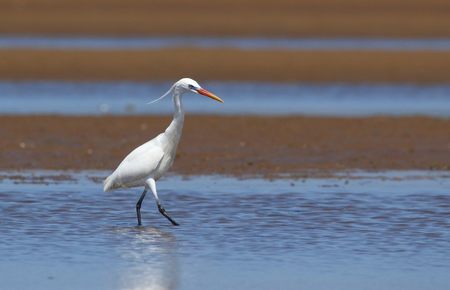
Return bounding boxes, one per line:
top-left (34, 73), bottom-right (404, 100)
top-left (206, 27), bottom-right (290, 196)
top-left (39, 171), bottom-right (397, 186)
top-left (0, 171), bottom-right (449, 290)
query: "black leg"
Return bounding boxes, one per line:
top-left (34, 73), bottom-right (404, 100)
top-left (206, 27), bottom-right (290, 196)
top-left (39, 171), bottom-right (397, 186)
top-left (136, 190), bottom-right (147, 226)
top-left (158, 203), bottom-right (179, 226)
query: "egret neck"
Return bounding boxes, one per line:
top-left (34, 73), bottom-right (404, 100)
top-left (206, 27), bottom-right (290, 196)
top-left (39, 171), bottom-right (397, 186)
top-left (164, 89), bottom-right (185, 147)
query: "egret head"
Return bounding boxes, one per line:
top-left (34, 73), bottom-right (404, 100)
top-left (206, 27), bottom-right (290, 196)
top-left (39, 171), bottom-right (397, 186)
top-left (148, 78), bottom-right (224, 104)
top-left (175, 78), bottom-right (224, 103)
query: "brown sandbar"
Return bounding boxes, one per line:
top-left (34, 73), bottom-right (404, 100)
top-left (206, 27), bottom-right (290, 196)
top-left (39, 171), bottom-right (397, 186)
top-left (1, 115), bottom-right (448, 177)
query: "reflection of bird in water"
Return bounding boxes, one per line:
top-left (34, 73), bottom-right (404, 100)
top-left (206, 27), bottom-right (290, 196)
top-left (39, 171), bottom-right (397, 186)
top-left (114, 226), bottom-right (179, 290)
top-left (104, 78), bottom-right (223, 226)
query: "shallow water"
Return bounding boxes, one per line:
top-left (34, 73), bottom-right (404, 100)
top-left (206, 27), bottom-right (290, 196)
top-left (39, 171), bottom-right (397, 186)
top-left (1, 81), bottom-right (450, 117)
top-left (1, 35), bottom-right (450, 51)
top-left (1, 170), bottom-right (449, 290)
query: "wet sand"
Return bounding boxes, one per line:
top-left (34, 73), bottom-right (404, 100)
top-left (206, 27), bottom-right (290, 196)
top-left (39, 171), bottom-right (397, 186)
top-left (1, 49), bottom-right (450, 83)
top-left (1, 115), bottom-right (448, 177)
top-left (0, 0), bottom-right (449, 37)
top-left (1, 0), bottom-right (449, 84)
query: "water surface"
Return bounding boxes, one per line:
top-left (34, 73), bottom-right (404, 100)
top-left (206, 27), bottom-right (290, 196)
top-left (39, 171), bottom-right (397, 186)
top-left (1, 36), bottom-right (450, 51)
top-left (1, 170), bottom-right (449, 290)
top-left (1, 81), bottom-right (450, 117)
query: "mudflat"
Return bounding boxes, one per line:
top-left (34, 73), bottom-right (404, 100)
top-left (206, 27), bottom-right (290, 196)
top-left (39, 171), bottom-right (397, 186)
top-left (1, 115), bottom-right (448, 177)
top-left (1, 49), bottom-right (450, 83)
top-left (0, 0), bottom-right (449, 37)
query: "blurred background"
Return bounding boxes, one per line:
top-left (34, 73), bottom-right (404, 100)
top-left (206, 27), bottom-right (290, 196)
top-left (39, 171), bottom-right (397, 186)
top-left (0, 0), bottom-right (449, 116)
top-left (1, 2), bottom-right (450, 290)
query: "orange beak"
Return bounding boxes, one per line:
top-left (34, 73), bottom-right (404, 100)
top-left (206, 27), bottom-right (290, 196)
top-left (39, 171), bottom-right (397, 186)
top-left (197, 88), bottom-right (224, 103)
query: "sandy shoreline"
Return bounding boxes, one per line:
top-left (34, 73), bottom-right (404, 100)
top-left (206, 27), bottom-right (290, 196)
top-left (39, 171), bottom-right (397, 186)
top-left (1, 0), bottom-right (449, 84)
top-left (0, 0), bottom-right (449, 37)
top-left (1, 49), bottom-right (450, 83)
top-left (1, 115), bottom-right (448, 177)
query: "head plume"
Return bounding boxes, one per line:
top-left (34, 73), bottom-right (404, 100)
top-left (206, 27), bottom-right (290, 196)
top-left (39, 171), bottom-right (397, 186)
top-left (147, 84), bottom-right (174, 104)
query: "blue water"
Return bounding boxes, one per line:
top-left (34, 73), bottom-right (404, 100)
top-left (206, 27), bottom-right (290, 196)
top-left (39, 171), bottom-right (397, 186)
top-left (1, 35), bottom-right (450, 51)
top-left (0, 170), bottom-right (449, 290)
top-left (1, 81), bottom-right (450, 117)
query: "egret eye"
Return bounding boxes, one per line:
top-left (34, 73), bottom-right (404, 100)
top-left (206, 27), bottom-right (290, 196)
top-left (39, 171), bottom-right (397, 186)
top-left (188, 84), bottom-right (196, 90)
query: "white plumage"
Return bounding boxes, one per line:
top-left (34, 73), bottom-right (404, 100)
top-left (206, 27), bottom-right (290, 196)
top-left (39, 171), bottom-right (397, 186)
top-left (103, 78), bottom-right (223, 226)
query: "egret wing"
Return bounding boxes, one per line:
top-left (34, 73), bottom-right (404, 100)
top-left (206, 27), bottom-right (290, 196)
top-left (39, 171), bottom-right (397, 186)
top-left (105, 141), bottom-right (164, 190)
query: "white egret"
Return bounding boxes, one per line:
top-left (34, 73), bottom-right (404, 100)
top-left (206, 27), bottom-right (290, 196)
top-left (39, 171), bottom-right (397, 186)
top-left (103, 78), bottom-right (223, 226)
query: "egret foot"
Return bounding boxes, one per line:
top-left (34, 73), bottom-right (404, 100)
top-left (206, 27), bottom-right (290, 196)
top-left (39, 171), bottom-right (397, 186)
top-left (158, 204), bottom-right (179, 226)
